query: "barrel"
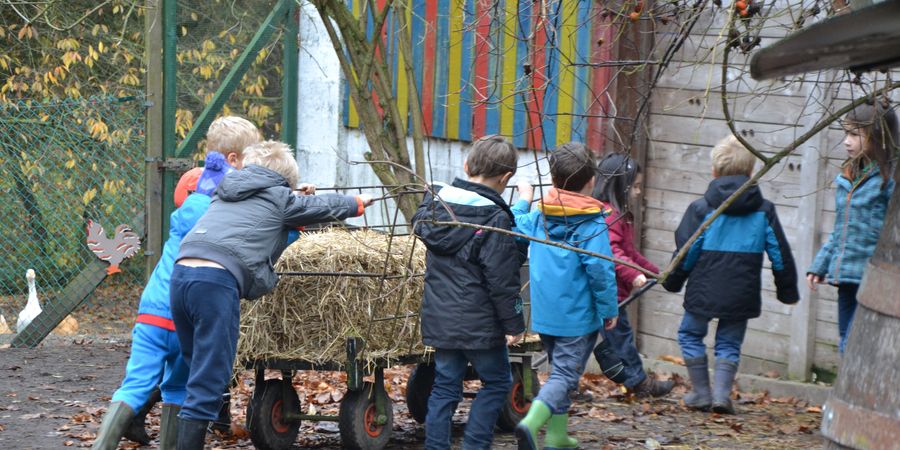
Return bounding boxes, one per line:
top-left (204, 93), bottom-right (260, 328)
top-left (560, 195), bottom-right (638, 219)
top-left (821, 167), bottom-right (900, 449)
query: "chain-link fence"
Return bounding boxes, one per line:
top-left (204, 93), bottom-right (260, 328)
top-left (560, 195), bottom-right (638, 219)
top-left (0, 95), bottom-right (146, 339)
top-left (173, 0), bottom-right (285, 147)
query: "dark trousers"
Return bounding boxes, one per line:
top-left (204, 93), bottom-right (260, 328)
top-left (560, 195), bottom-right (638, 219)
top-left (425, 346), bottom-right (511, 450)
top-left (599, 308), bottom-right (647, 388)
top-left (170, 265), bottom-right (240, 421)
top-left (837, 283), bottom-right (859, 354)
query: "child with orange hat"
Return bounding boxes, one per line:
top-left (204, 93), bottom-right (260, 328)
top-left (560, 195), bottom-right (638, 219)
top-left (92, 117), bottom-right (260, 450)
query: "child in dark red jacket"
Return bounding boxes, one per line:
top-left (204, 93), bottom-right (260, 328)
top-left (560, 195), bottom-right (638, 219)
top-left (592, 153), bottom-right (674, 398)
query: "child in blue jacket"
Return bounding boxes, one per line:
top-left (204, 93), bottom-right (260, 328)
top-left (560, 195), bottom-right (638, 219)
top-left (807, 102), bottom-right (897, 353)
top-left (663, 135), bottom-right (799, 415)
top-left (513, 142), bottom-right (618, 450)
top-left (92, 116), bottom-right (260, 450)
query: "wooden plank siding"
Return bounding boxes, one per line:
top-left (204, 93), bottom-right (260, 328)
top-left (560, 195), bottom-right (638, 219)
top-left (639, 13), bottom-right (866, 379)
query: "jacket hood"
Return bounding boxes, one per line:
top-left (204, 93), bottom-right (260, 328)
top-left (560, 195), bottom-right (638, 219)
top-left (217, 164), bottom-right (289, 202)
top-left (538, 187), bottom-right (611, 217)
top-left (704, 175), bottom-right (763, 215)
top-left (536, 187), bottom-right (610, 241)
top-left (415, 178), bottom-right (512, 255)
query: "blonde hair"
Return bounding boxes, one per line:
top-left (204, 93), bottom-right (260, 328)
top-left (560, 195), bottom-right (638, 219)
top-left (242, 141), bottom-right (300, 188)
top-left (206, 116), bottom-right (262, 156)
top-left (711, 135), bottom-right (756, 176)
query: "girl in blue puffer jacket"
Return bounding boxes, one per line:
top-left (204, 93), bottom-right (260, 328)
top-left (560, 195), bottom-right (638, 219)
top-left (807, 101), bottom-right (897, 354)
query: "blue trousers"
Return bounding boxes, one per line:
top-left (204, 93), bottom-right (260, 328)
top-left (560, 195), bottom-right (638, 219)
top-left (170, 265), bottom-right (241, 422)
top-left (677, 311), bottom-right (748, 364)
top-left (536, 332), bottom-right (598, 415)
top-left (112, 323), bottom-right (188, 410)
top-left (425, 346), bottom-right (511, 450)
top-left (599, 308), bottom-right (646, 389)
top-left (837, 283), bottom-right (859, 354)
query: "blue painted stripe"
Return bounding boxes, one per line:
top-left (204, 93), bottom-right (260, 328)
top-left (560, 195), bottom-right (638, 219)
top-left (432, 0), bottom-right (450, 138)
top-left (572, 0), bottom-right (592, 142)
top-left (542, 0), bottom-right (562, 149)
top-left (458, 0), bottom-right (475, 141)
top-left (512, 0), bottom-right (531, 148)
top-left (410, 0), bottom-right (426, 134)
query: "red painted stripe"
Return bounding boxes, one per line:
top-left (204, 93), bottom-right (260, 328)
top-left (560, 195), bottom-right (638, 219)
top-left (136, 314), bottom-right (176, 331)
top-left (587, 20), bottom-right (614, 153)
top-left (528, 14), bottom-right (547, 149)
top-left (421, 0), bottom-right (438, 134)
top-left (472, 0), bottom-right (493, 139)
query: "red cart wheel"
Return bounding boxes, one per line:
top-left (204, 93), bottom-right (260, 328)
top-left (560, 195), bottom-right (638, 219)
top-left (497, 362), bottom-right (539, 432)
top-left (339, 382), bottom-right (393, 450)
top-left (247, 378), bottom-right (301, 450)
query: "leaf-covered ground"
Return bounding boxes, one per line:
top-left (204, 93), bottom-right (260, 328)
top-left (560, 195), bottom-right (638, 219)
top-left (0, 338), bottom-right (824, 449)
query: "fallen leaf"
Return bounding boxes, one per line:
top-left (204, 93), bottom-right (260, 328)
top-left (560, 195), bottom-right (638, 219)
top-left (805, 406), bottom-right (822, 414)
top-left (230, 422), bottom-right (249, 439)
top-left (644, 437), bottom-right (661, 449)
top-left (658, 355), bottom-right (685, 365)
top-left (730, 422), bottom-right (743, 432)
top-left (315, 392), bottom-right (332, 404)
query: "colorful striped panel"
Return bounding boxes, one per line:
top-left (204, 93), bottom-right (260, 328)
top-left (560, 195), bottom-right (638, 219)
top-left (340, 0), bottom-right (613, 152)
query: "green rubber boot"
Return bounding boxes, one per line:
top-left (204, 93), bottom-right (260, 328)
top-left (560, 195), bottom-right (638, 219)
top-left (514, 400), bottom-right (551, 450)
top-left (544, 414), bottom-right (579, 449)
top-left (91, 401), bottom-right (135, 450)
top-left (159, 403), bottom-right (181, 450)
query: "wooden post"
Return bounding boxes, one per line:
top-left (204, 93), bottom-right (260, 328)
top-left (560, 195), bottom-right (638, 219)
top-left (144, 0), bottom-right (164, 277)
top-left (613, 7), bottom-right (655, 338)
top-left (787, 77), bottom-right (832, 381)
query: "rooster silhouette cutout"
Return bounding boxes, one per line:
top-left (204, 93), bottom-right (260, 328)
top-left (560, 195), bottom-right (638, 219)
top-left (86, 220), bottom-right (141, 275)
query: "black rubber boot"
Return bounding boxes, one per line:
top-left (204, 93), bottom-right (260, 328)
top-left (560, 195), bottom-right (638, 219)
top-left (123, 387), bottom-right (160, 445)
top-left (631, 376), bottom-right (675, 398)
top-left (683, 356), bottom-right (712, 411)
top-left (175, 417), bottom-right (208, 450)
top-left (711, 359), bottom-right (739, 414)
top-left (158, 403), bottom-right (181, 450)
top-left (208, 392), bottom-right (231, 433)
top-left (91, 401), bottom-right (135, 450)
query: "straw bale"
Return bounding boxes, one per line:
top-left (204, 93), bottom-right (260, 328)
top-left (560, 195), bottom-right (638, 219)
top-left (237, 229), bottom-right (426, 366)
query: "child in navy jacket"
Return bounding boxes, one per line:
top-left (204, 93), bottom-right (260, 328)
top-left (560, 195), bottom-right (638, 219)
top-left (663, 135), bottom-right (799, 415)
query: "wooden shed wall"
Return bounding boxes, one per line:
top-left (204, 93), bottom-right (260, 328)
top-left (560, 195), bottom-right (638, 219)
top-left (636, 6), bottom-right (891, 379)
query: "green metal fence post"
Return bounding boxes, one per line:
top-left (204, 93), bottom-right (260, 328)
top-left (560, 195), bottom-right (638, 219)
top-left (175, 0), bottom-right (293, 159)
top-left (282, 2), bottom-right (299, 149)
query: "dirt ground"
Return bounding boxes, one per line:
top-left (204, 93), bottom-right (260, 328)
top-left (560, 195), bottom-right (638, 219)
top-left (0, 336), bottom-right (824, 450)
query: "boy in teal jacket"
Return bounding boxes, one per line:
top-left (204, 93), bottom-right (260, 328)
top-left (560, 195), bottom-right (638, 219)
top-left (512, 142), bottom-right (618, 450)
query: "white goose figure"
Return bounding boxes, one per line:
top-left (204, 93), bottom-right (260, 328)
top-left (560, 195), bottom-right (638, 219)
top-left (16, 269), bottom-right (42, 334)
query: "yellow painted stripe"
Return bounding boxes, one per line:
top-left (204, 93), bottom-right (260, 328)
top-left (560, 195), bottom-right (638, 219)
top-left (397, 1), bottom-right (409, 129)
top-left (555, 0), bottom-right (576, 144)
top-left (446, 0), bottom-right (464, 140)
top-left (348, 0), bottom-right (361, 128)
top-left (500, 0), bottom-right (518, 138)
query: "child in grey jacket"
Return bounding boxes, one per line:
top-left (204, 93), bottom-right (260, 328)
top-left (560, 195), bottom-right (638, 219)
top-left (169, 141), bottom-right (373, 449)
